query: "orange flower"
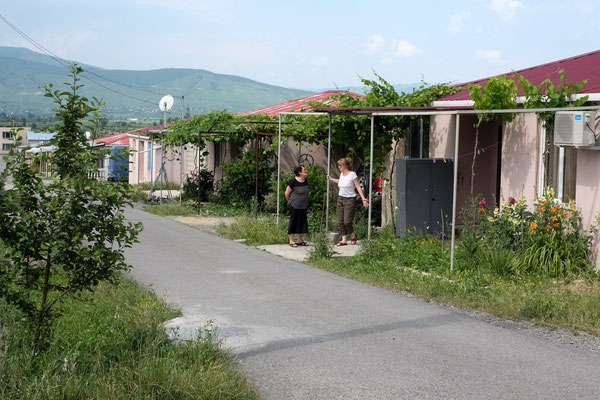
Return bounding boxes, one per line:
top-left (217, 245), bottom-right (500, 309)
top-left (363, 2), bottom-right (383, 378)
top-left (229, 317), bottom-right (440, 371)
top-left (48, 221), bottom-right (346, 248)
top-left (539, 208), bottom-right (546, 212)
top-left (554, 222), bottom-right (560, 227)
top-left (551, 216), bottom-right (558, 222)
top-left (540, 200), bottom-right (548, 205)
top-left (550, 207), bottom-right (556, 212)
top-left (563, 212), bottom-right (570, 218)
top-left (546, 224), bottom-right (552, 230)
top-left (530, 222), bottom-right (537, 230)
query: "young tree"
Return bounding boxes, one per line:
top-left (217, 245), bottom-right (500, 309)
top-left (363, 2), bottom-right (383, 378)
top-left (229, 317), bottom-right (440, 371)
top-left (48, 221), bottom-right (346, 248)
top-left (0, 64), bottom-right (142, 349)
top-left (468, 76), bottom-right (518, 194)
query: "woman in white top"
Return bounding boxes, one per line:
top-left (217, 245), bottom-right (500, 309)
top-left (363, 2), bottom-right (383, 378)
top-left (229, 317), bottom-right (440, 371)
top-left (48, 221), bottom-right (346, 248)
top-left (327, 157), bottom-right (369, 246)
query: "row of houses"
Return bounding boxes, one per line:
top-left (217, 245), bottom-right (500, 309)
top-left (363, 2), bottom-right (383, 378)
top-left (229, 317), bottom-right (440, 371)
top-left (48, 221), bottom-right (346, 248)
top-left (94, 50), bottom-right (600, 265)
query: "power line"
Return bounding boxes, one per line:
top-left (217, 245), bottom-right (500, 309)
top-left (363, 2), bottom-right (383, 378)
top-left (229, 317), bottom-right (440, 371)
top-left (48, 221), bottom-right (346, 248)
top-left (0, 12), bottom-right (169, 106)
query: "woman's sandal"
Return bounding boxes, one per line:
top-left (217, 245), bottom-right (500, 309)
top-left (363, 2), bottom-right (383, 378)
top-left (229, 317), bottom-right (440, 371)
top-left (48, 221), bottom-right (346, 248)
top-left (289, 243), bottom-right (298, 248)
top-left (351, 238), bottom-right (357, 245)
top-left (296, 241), bottom-right (308, 246)
top-left (336, 241), bottom-right (347, 246)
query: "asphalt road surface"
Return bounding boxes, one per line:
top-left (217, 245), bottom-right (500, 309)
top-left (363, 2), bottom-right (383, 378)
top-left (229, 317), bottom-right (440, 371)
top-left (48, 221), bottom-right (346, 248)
top-left (124, 207), bottom-right (600, 400)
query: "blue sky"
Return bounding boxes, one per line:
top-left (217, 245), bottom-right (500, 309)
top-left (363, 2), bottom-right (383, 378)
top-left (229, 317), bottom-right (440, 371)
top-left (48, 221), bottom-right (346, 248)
top-left (1, 0), bottom-right (599, 90)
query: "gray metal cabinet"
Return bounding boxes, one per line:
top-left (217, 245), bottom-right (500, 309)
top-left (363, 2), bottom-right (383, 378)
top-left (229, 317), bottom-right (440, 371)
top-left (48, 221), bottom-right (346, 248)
top-left (396, 159), bottom-right (453, 236)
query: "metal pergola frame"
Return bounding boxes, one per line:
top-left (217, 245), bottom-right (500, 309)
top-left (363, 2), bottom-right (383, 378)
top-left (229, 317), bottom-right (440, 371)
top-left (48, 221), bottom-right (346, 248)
top-left (277, 105), bottom-right (600, 272)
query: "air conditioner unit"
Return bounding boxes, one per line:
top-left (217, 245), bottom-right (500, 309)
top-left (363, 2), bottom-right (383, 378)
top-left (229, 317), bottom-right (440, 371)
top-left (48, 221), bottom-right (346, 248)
top-left (554, 111), bottom-right (598, 147)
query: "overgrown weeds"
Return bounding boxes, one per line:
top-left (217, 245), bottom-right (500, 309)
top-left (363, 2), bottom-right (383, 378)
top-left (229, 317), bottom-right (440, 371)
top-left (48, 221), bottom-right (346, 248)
top-left (0, 279), bottom-right (257, 400)
top-left (309, 229), bottom-right (600, 334)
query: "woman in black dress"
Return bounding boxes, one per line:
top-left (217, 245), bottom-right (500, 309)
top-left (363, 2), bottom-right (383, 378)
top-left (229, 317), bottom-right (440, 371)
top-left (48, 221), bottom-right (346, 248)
top-left (285, 165), bottom-right (309, 247)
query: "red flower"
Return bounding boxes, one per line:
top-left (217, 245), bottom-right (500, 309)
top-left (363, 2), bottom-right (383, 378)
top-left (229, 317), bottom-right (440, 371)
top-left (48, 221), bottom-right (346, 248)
top-left (478, 208), bottom-right (486, 215)
top-left (509, 197), bottom-right (516, 205)
top-left (479, 200), bottom-right (486, 206)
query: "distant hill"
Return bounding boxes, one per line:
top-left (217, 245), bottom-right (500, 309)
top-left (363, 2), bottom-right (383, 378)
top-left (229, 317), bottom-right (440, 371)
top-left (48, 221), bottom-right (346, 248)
top-left (0, 46), bottom-right (313, 119)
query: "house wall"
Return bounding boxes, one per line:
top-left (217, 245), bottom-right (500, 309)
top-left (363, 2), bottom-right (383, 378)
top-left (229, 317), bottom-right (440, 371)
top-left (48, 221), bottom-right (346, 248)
top-left (0, 127), bottom-right (29, 154)
top-left (501, 113), bottom-right (539, 207)
top-left (430, 114), bottom-right (501, 212)
top-left (576, 150), bottom-right (600, 268)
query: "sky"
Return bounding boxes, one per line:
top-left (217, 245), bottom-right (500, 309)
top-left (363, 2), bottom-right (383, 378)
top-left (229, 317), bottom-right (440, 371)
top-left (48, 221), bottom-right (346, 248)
top-left (1, 0), bottom-right (599, 90)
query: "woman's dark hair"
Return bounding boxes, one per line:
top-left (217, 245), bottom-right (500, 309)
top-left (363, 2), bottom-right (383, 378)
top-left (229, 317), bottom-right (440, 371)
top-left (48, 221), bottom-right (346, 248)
top-left (293, 165), bottom-right (304, 176)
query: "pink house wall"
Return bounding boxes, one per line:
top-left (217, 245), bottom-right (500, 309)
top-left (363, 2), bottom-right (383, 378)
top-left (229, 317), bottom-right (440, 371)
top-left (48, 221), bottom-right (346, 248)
top-left (576, 150), bottom-right (600, 268)
top-left (430, 114), bottom-right (502, 212)
top-left (500, 114), bottom-right (538, 207)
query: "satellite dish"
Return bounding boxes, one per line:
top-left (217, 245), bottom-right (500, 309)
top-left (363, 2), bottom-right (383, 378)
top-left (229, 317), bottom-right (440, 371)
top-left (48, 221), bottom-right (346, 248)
top-left (159, 95), bottom-right (174, 112)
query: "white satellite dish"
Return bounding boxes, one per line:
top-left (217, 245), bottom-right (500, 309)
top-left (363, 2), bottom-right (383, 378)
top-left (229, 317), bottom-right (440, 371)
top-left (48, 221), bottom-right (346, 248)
top-left (159, 95), bottom-right (174, 112)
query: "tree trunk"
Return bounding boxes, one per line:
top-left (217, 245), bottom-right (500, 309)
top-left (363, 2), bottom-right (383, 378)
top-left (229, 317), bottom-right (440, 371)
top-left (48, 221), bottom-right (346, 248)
top-left (470, 118), bottom-right (482, 195)
top-left (34, 254), bottom-right (51, 349)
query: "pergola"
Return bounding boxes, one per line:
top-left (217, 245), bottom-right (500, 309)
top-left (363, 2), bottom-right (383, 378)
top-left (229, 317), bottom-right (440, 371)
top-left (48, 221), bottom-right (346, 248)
top-left (276, 105), bottom-right (600, 272)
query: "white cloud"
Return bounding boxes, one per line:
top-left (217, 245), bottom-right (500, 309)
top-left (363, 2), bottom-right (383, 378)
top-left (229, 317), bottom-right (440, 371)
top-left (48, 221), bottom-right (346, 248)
top-left (490, 0), bottom-right (522, 21)
top-left (393, 39), bottom-right (421, 58)
top-left (448, 11), bottom-right (471, 34)
top-left (312, 57), bottom-right (329, 67)
top-left (366, 34), bottom-right (385, 54)
top-left (476, 49), bottom-right (504, 63)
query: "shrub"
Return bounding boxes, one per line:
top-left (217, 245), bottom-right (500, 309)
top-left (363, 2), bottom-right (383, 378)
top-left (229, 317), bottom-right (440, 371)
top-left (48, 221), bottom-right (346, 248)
top-left (182, 168), bottom-right (214, 202)
top-left (513, 193), bottom-right (595, 276)
top-left (461, 189), bottom-right (596, 277)
top-left (218, 149), bottom-right (275, 207)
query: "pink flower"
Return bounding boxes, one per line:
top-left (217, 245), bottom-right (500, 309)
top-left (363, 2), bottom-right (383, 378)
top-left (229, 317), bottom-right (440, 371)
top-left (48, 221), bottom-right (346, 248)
top-left (479, 200), bottom-right (486, 206)
top-left (509, 197), bottom-right (516, 205)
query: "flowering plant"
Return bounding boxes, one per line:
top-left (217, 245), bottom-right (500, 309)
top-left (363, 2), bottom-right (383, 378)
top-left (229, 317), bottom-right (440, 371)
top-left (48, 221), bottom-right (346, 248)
top-left (460, 188), bottom-right (596, 276)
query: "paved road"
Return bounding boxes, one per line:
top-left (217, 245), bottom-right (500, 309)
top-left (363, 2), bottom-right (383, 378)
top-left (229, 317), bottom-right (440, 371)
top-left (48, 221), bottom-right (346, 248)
top-left (124, 208), bottom-right (600, 400)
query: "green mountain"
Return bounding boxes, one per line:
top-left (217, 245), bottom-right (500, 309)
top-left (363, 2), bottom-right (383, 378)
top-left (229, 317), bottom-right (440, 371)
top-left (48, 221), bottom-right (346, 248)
top-left (0, 46), bottom-right (313, 119)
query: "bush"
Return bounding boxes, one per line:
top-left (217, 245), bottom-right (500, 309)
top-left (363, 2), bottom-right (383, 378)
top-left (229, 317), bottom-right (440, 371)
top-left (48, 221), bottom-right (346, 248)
top-left (461, 189), bottom-right (596, 277)
top-left (182, 168), bottom-right (214, 202)
top-left (218, 149), bottom-right (275, 207)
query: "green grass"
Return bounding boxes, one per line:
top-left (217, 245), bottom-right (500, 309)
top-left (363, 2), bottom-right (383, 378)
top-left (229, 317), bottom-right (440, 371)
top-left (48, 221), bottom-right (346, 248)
top-left (0, 279), bottom-right (258, 400)
top-left (143, 202), bottom-right (256, 218)
top-left (308, 230), bottom-right (600, 335)
top-left (144, 202), bottom-right (199, 217)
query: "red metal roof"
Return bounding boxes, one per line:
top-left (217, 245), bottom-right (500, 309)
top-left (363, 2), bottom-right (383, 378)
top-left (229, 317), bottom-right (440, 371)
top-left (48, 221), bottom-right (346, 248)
top-left (438, 50), bottom-right (600, 102)
top-left (237, 90), bottom-right (363, 117)
top-left (93, 132), bottom-right (130, 146)
top-left (113, 91), bottom-right (363, 138)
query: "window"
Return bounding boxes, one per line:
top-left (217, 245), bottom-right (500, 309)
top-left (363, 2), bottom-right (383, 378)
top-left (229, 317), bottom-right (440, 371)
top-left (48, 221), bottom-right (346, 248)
top-left (406, 117), bottom-right (429, 158)
top-left (2, 143), bottom-right (11, 151)
top-left (2, 131), bottom-right (13, 139)
top-left (214, 142), bottom-right (222, 168)
top-left (147, 142), bottom-right (152, 170)
top-left (539, 125), bottom-right (577, 201)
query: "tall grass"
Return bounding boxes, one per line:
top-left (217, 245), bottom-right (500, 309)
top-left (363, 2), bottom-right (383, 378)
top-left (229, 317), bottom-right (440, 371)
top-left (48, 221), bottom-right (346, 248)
top-left (309, 230), bottom-right (600, 334)
top-left (0, 279), bottom-right (258, 400)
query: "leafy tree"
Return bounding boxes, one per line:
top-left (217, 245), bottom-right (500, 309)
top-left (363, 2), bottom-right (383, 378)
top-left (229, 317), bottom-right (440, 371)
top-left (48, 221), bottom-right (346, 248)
top-left (468, 76), bottom-right (518, 194)
top-left (218, 148), bottom-right (275, 207)
top-left (88, 97), bottom-right (108, 139)
top-left (0, 64), bottom-right (142, 349)
top-left (518, 69), bottom-right (588, 132)
top-left (518, 70), bottom-right (588, 191)
top-left (291, 72), bottom-right (460, 173)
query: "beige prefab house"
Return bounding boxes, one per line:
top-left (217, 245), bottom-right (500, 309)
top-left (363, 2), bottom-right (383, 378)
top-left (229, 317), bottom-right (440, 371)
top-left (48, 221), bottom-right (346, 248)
top-left (0, 126), bottom-right (29, 154)
top-left (121, 91), bottom-right (360, 187)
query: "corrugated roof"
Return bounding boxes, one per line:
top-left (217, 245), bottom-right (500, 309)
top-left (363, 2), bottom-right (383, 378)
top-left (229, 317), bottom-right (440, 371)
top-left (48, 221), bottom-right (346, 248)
top-left (438, 50), bottom-right (600, 102)
top-left (93, 132), bottom-right (131, 146)
top-left (237, 90), bottom-right (362, 117)
top-left (27, 131), bottom-right (55, 141)
top-left (114, 91), bottom-right (363, 138)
